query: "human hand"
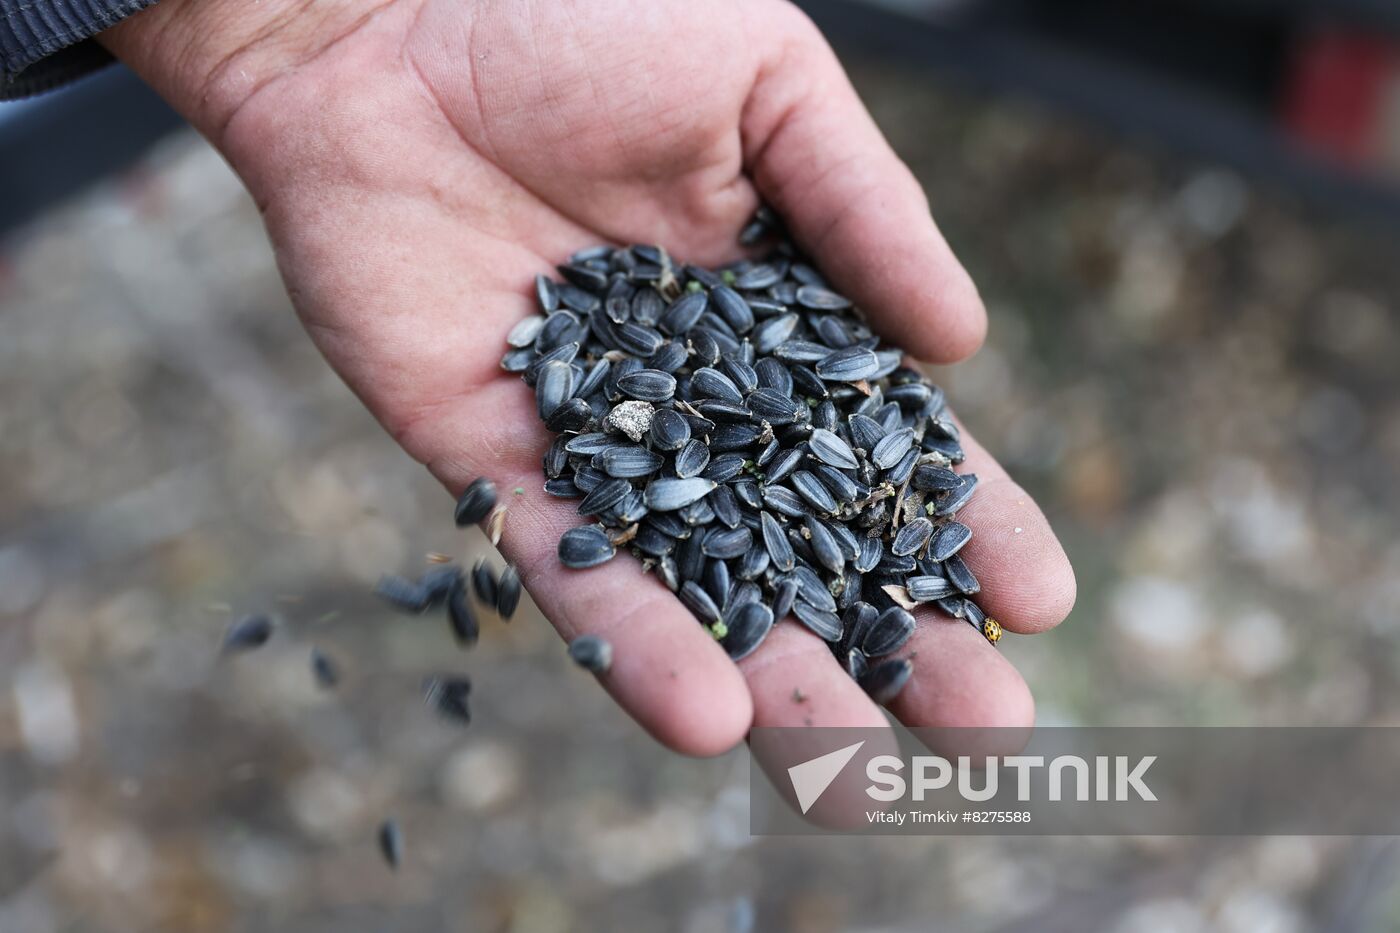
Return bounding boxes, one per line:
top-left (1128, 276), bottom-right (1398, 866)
top-left (104, 0), bottom-right (1074, 755)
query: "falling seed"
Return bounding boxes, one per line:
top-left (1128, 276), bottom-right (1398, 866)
top-left (222, 614), bottom-right (273, 653)
top-left (378, 819), bottom-right (403, 869)
top-left (496, 565), bottom-right (522, 619)
top-left (310, 647), bottom-right (339, 688)
top-left (454, 478), bottom-right (497, 526)
top-left (423, 675), bottom-right (472, 725)
top-left (447, 576), bottom-right (478, 647)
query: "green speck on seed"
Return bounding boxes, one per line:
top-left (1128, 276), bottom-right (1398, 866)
top-left (721, 270), bottom-right (736, 285)
top-left (686, 280), bottom-right (703, 293)
top-left (708, 621), bottom-right (729, 641)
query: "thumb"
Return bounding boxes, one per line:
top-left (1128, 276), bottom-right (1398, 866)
top-left (740, 3), bottom-right (985, 363)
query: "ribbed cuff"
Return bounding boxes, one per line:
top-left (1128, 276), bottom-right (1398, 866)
top-left (1, 0), bottom-right (158, 99)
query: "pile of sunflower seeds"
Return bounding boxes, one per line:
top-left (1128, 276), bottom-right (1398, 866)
top-left (501, 217), bottom-right (999, 706)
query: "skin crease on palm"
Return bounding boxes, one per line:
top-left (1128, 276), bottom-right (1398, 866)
top-left (102, 0), bottom-right (1075, 756)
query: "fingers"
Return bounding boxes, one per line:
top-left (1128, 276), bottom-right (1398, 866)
top-left (948, 420), bottom-right (1077, 634)
top-left (888, 610), bottom-right (1036, 734)
top-left (738, 620), bottom-right (887, 728)
top-left (409, 381), bottom-right (754, 757)
top-left (741, 3), bottom-right (986, 363)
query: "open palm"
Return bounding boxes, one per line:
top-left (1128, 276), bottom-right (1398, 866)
top-left (114, 0), bottom-right (1074, 754)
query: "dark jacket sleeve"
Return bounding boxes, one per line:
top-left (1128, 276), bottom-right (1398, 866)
top-left (1, 0), bottom-right (157, 99)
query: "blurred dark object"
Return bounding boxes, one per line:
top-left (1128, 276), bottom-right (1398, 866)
top-left (804, 0), bottom-right (1400, 229)
top-left (0, 65), bottom-right (181, 235)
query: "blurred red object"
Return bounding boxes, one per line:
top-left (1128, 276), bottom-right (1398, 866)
top-left (1285, 27), bottom-right (1400, 173)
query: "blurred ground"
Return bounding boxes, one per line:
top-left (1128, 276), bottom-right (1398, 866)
top-left (3, 56), bottom-right (1400, 933)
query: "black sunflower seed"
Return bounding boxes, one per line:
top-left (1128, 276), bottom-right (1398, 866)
top-left (424, 675), bottom-right (472, 725)
top-left (746, 387), bottom-right (801, 424)
top-left (535, 360), bottom-right (575, 420)
top-left (568, 635), bottom-right (613, 673)
top-left (864, 607), bottom-right (916, 656)
top-left (806, 516), bottom-right (845, 574)
top-left (691, 366), bottom-right (744, 404)
top-left (596, 445), bottom-right (664, 479)
top-left (913, 464), bottom-right (963, 492)
top-left (378, 819), bottom-right (403, 870)
top-left (616, 369), bottom-right (676, 403)
top-left (815, 347), bottom-right (880, 382)
top-left (710, 285), bottom-right (755, 333)
top-left (702, 526), bottom-right (753, 559)
top-left (649, 409), bottom-right (691, 450)
top-left (791, 471), bottom-right (840, 514)
top-left (808, 429), bottom-right (859, 469)
top-left (559, 525), bottom-right (617, 569)
top-left (753, 356), bottom-right (793, 393)
top-left (680, 580), bottom-right (722, 624)
top-left (470, 560), bottom-right (498, 607)
top-left (720, 356), bottom-right (759, 394)
top-left (496, 564), bottom-right (521, 619)
top-left (674, 438), bottom-right (712, 478)
top-left (535, 274), bottom-right (559, 312)
top-left (375, 575), bottom-right (432, 614)
top-left (644, 477), bottom-right (717, 511)
top-left (891, 517), bottom-right (935, 557)
top-left (907, 575), bottom-right (955, 602)
top-left (545, 397), bottom-right (592, 433)
top-left (854, 536), bottom-right (884, 573)
top-left (310, 647), bottom-right (339, 688)
top-left (761, 485), bottom-right (809, 519)
top-left (932, 474), bottom-right (979, 517)
top-left (724, 601), bottom-right (774, 659)
top-left (447, 577), bottom-right (479, 646)
top-left (760, 511), bottom-right (796, 572)
top-left (577, 477), bottom-right (632, 516)
top-left (796, 284), bottom-right (852, 310)
top-left (871, 427), bottom-right (915, 470)
top-left (929, 521), bottom-right (972, 561)
top-left (792, 600), bottom-right (843, 641)
top-left (223, 613), bottom-right (274, 653)
top-left (702, 453), bottom-right (747, 483)
top-left (659, 291), bottom-right (708, 335)
top-left (943, 554), bottom-right (980, 595)
top-left (454, 477), bottom-right (497, 526)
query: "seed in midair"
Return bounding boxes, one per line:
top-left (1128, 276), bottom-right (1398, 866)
top-left (375, 575), bottom-right (432, 614)
top-left (378, 819), bottom-right (403, 869)
top-left (222, 613), bottom-right (273, 653)
top-left (496, 564), bottom-right (522, 619)
top-left (310, 647), bottom-right (339, 688)
top-left (423, 675), bottom-right (472, 725)
top-left (471, 560), bottom-right (498, 607)
top-left (447, 576), bottom-right (479, 646)
top-left (454, 478), bottom-right (498, 527)
top-left (568, 635), bottom-right (614, 673)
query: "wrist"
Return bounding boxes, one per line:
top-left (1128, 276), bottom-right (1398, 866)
top-left (98, 0), bottom-right (392, 142)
